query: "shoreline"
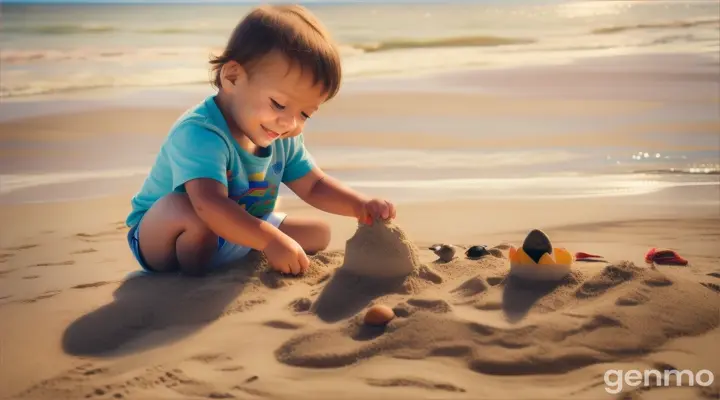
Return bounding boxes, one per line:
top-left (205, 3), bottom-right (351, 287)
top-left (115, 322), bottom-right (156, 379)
top-left (1, 51), bottom-right (718, 205)
top-left (1, 51), bottom-right (718, 107)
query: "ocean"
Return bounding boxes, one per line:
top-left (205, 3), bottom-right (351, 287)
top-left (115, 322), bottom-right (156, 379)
top-left (2, 0), bottom-right (719, 98)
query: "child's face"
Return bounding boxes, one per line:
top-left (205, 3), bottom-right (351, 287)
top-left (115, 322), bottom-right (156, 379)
top-left (221, 52), bottom-right (329, 148)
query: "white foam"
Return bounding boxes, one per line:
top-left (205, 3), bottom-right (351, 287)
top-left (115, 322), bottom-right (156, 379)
top-left (0, 168), bottom-right (149, 194)
top-left (342, 174), bottom-right (720, 199)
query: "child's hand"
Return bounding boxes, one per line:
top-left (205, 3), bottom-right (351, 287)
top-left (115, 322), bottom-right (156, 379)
top-left (357, 198), bottom-right (396, 225)
top-left (263, 233), bottom-right (310, 275)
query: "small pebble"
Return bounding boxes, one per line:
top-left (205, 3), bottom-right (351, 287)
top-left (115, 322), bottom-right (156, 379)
top-left (434, 244), bottom-right (456, 262)
top-left (364, 304), bottom-right (395, 325)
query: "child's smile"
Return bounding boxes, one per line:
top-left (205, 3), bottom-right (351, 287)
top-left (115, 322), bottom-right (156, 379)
top-left (217, 51), bottom-right (329, 153)
top-left (261, 124), bottom-right (282, 140)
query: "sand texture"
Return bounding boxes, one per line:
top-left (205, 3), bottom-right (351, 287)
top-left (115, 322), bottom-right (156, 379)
top-left (2, 208), bottom-right (719, 400)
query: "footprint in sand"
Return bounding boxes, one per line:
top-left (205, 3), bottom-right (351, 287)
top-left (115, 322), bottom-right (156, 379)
top-left (0, 268), bottom-right (16, 278)
top-left (17, 362), bottom-right (228, 400)
top-left (575, 262), bottom-right (640, 299)
top-left (22, 290), bottom-right (61, 303)
top-left (365, 377), bottom-right (466, 393)
top-left (0, 253), bottom-right (14, 263)
top-left (27, 260), bottom-right (75, 268)
top-left (707, 272), bottom-right (720, 279)
top-left (289, 297), bottom-right (312, 313)
top-left (72, 281), bottom-right (113, 289)
top-left (22, 275), bottom-right (39, 280)
top-left (392, 298), bottom-right (453, 318)
top-left (615, 290), bottom-right (650, 306)
top-left (701, 282), bottom-right (720, 293)
top-left (189, 353), bottom-right (233, 363)
top-left (486, 276), bottom-right (505, 286)
top-left (71, 248), bottom-right (98, 255)
top-left (222, 297), bottom-right (266, 316)
top-left (263, 320), bottom-right (304, 330)
top-left (451, 276), bottom-right (489, 297)
top-left (74, 230), bottom-right (123, 242)
top-left (475, 301), bottom-right (504, 311)
top-left (4, 243), bottom-right (39, 251)
top-left (406, 297), bottom-right (453, 313)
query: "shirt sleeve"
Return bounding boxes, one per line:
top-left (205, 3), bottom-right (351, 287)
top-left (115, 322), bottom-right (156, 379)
top-left (165, 121), bottom-right (230, 191)
top-left (282, 133), bottom-right (315, 183)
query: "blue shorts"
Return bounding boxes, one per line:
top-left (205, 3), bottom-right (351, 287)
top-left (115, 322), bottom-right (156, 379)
top-left (127, 212), bottom-right (288, 273)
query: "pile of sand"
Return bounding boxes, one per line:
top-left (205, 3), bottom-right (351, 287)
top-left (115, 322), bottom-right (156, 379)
top-left (309, 221), bottom-right (443, 322)
top-left (277, 261), bottom-right (720, 378)
top-left (341, 220), bottom-right (422, 278)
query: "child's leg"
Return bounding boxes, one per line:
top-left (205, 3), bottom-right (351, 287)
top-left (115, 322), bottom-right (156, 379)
top-left (136, 192), bottom-right (218, 276)
top-left (277, 216), bottom-right (331, 255)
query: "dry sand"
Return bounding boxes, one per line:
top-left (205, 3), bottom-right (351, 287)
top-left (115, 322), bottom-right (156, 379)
top-left (0, 194), bottom-right (718, 400)
top-left (1, 53), bottom-right (718, 399)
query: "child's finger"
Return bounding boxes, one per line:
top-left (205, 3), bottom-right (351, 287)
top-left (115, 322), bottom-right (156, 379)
top-left (381, 202), bottom-right (390, 219)
top-left (288, 259), bottom-right (301, 275)
top-left (277, 263), bottom-right (290, 274)
top-left (299, 252), bottom-right (310, 274)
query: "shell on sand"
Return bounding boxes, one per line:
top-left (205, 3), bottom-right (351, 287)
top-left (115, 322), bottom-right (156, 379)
top-left (342, 221), bottom-right (421, 278)
top-left (434, 244), bottom-right (456, 262)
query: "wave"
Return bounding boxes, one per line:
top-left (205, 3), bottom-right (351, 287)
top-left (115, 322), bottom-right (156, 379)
top-left (350, 35), bottom-right (536, 53)
top-left (1, 24), bottom-right (228, 35)
top-left (342, 175), bottom-right (719, 199)
top-left (137, 28), bottom-right (228, 35)
top-left (0, 77), bottom-right (210, 99)
top-left (3, 24), bottom-right (117, 35)
top-left (592, 18), bottom-right (719, 35)
top-left (0, 47), bottom-right (219, 64)
top-left (0, 169), bottom-right (150, 195)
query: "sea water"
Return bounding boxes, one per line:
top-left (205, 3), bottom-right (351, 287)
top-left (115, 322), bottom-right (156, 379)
top-left (2, 0), bottom-right (718, 98)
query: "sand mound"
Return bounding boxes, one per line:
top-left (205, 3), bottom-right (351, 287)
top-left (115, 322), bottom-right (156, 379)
top-left (308, 222), bottom-right (443, 322)
top-left (342, 221), bottom-right (421, 278)
top-left (276, 261), bottom-right (720, 377)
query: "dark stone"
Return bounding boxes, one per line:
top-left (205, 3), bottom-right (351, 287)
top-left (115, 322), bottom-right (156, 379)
top-left (521, 229), bottom-right (552, 263)
top-left (465, 245), bottom-right (490, 259)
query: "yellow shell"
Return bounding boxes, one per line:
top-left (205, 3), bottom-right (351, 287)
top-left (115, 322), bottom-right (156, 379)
top-left (509, 247), bottom-right (573, 266)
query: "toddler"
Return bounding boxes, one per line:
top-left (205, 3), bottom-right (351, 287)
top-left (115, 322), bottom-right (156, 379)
top-left (126, 5), bottom-right (396, 276)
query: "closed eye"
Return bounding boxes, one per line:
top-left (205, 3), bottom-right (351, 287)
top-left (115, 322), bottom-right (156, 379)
top-left (270, 98), bottom-right (285, 110)
top-left (301, 112), bottom-right (310, 120)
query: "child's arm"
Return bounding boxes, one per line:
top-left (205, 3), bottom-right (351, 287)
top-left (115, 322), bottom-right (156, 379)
top-left (163, 123), bottom-right (308, 274)
top-left (185, 178), bottom-right (283, 250)
top-left (185, 178), bottom-right (309, 274)
top-left (285, 167), bottom-right (396, 223)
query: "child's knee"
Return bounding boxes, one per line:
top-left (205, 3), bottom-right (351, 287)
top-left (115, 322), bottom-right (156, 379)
top-left (310, 220), bottom-right (331, 253)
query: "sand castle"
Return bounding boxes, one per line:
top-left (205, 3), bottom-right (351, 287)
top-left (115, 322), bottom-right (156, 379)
top-left (341, 219), bottom-right (422, 278)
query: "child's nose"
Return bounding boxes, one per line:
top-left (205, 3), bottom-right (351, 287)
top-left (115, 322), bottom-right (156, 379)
top-left (277, 115), bottom-right (297, 132)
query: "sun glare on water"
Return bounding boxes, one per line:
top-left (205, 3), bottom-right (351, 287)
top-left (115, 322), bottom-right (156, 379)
top-left (556, 1), bottom-right (629, 18)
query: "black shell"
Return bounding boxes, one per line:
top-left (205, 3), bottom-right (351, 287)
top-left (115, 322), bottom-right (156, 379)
top-left (465, 245), bottom-right (490, 259)
top-left (522, 229), bottom-right (552, 263)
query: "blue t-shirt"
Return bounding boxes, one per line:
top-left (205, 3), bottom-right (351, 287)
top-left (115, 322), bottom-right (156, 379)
top-left (126, 94), bottom-right (314, 228)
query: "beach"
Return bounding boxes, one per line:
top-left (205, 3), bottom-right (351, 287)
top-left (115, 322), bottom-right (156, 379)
top-left (1, 0), bottom-right (720, 398)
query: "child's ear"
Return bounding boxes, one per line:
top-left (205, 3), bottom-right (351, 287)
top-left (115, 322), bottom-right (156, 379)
top-left (220, 61), bottom-right (248, 89)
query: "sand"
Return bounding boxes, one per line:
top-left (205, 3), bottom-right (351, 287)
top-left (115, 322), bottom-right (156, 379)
top-left (1, 194), bottom-right (718, 399)
top-left (1, 53), bottom-right (719, 400)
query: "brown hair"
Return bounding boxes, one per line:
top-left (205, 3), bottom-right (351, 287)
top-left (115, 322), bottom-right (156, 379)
top-left (210, 5), bottom-right (342, 101)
